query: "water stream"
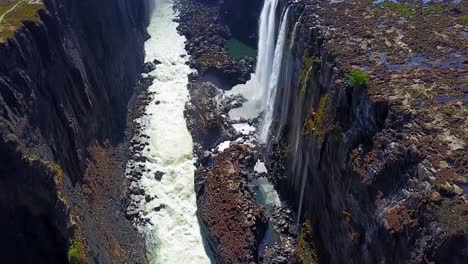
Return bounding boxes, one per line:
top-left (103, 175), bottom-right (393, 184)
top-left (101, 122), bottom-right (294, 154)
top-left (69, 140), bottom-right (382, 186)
top-left (129, 0), bottom-right (212, 262)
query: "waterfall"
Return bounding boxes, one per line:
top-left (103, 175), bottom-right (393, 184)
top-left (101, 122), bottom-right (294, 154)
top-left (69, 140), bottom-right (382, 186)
top-left (254, 0), bottom-right (280, 102)
top-left (274, 20), bottom-right (301, 140)
top-left (258, 5), bottom-right (291, 143)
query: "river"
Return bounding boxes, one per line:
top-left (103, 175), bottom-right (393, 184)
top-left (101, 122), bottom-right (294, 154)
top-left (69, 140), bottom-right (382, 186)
top-left (131, 0), bottom-right (212, 262)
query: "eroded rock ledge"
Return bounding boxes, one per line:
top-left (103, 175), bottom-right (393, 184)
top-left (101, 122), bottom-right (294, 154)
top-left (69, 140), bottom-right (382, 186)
top-left (0, 0), bottom-right (150, 262)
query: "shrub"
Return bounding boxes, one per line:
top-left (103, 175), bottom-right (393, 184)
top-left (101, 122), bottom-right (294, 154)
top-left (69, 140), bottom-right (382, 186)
top-left (435, 183), bottom-right (456, 197)
top-left (346, 69), bottom-right (369, 88)
top-left (296, 220), bottom-right (318, 264)
top-left (68, 239), bottom-right (86, 264)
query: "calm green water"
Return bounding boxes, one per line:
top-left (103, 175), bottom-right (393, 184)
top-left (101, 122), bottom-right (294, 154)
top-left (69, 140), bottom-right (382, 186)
top-left (228, 38), bottom-right (257, 58)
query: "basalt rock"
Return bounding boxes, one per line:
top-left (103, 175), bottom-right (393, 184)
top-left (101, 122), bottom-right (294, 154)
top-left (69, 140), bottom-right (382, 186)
top-left (197, 144), bottom-right (267, 263)
top-left (175, 0), bottom-right (255, 89)
top-left (0, 0), bottom-right (150, 262)
top-left (267, 1), bottom-right (468, 263)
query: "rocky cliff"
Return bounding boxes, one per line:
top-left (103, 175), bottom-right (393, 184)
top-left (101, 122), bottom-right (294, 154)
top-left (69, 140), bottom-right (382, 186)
top-left (0, 0), bottom-right (150, 263)
top-left (268, 1), bottom-right (467, 263)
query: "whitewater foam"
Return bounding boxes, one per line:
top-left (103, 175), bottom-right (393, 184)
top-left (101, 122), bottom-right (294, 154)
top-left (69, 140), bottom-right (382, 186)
top-left (131, 0), bottom-right (211, 263)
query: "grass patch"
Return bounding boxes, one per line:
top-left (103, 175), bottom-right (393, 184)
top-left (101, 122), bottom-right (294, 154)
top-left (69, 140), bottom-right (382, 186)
top-left (0, 0), bottom-right (44, 42)
top-left (443, 107), bottom-right (455, 116)
top-left (430, 199), bottom-right (468, 236)
top-left (346, 69), bottom-right (369, 88)
top-left (68, 239), bottom-right (86, 264)
top-left (379, 1), bottom-right (418, 18)
top-left (302, 94), bottom-right (329, 136)
top-left (422, 4), bottom-right (443, 17)
top-left (296, 221), bottom-right (318, 264)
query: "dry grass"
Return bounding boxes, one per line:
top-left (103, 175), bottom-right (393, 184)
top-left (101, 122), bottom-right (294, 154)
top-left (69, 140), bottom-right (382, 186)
top-left (0, 0), bottom-right (44, 42)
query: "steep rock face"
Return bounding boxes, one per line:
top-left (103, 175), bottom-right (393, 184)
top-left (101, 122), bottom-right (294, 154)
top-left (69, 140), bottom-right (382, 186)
top-left (176, 0), bottom-right (255, 88)
top-left (0, 0), bottom-right (149, 263)
top-left (268, 1), bottom-right (467, 264)
top-left (219, 0), bottom-right (262, 47)
top-left (192, 0), bottom-right (261, 46)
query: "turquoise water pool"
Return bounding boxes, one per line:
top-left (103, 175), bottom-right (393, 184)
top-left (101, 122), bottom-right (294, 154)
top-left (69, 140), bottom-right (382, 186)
top-left (228, 38), bottom-right (257, 58)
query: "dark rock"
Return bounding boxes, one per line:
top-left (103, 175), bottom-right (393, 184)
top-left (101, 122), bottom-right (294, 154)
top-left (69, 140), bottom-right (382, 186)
top-left (143, 62), bottom-right (156, 73)
top-left (154, 171), bottom-right (165, 181)
top-left (153, 204), bottom-right (166, 212)
top-left (145, 195), bottom-right (153, 203)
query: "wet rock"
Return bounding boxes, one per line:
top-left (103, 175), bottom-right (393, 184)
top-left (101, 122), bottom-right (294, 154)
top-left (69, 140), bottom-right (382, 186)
top-left (145, 195), bottom-right (153, 202)
top-left (154, 171), bottom-right (165, 181)
top-left (143, 62), bottom-right (156, 73)
top-left (153, 204), bottom-right (166, 212)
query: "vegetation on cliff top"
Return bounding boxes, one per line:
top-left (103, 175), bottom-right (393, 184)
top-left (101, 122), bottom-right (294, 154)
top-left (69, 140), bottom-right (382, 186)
top-left (345, 69), bottom-right (369, 88)
top-left (379, 1), bottom-right (418, 18)
top-left (0, 0), bottom-right (44, 42)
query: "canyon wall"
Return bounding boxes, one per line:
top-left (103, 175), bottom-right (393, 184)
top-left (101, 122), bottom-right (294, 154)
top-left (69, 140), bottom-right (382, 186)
top-left (269, 1), bottom-right (467, 264)
top-left (0, 0), bottom-right (149, 263)
top-left (219, 0), bottom-right (262, 47)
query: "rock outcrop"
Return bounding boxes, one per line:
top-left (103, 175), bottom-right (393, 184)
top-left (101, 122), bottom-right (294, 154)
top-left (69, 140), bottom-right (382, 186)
top-left (197, 144), bottom-right (267, 264)
top-left (175, 0), bottom-right (256, 89)
top-left (267, 1), bottom-right (468, 263)
top-left (0, 0), bottom-right (150, 263)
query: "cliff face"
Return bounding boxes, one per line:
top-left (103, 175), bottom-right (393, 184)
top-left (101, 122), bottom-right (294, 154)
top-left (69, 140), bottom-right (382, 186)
top-left (219, 0), bottom-right (262, 47)
top-left (0, 0), bottom-right (149, 263)
top-left (269, 1), bottom-right (467, 264)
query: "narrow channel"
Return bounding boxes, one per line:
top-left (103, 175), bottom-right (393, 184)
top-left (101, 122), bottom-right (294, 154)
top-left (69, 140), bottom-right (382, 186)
top-left (129, 0), bottom-right (212, 262)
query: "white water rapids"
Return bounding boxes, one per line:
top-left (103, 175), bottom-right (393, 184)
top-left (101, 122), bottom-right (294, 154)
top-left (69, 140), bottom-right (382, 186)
top-left (129, 0), bottom-right (211, 263)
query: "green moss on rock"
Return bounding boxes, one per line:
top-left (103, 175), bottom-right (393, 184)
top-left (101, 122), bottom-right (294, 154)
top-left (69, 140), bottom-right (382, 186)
top-left (302, 94), bottom-right (330, 137)
top-left (296, 220), bottom-right (318, 264)
top-left (68, 239), bottom-right (86, 264)
top-left (298, 53), bottom-right (320, 91)
top-left (379, 1), bottom-right (418, 18)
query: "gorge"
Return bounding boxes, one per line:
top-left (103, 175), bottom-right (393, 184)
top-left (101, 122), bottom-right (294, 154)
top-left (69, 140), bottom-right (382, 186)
top-left (0, 0), bottom-right (467, 264)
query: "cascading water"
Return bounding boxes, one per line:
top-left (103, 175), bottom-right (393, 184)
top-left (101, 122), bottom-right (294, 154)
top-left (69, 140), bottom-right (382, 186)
top-left (254, 0), bottom-right (280, 102)
top-left (127, 0), bottom-right (211, 263)
top-left (274, 19), bottom-right (301, 141)
top-left (259, 7), bottom-right (291, 143)
top-left (227, 1), bottom-right (291, 139)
